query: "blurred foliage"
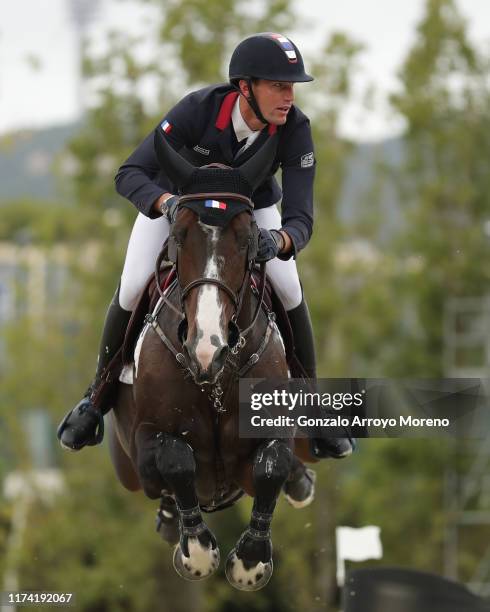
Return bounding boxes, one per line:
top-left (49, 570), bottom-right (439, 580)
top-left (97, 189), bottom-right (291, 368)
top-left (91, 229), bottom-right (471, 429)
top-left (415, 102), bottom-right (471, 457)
top-left (158, 0), bottom-right (296, 86)
top-left (389, 0), bottom-right (490, 377)
top-left (1, 0), bottom-right (489, 610)
top-left (0, 200), bottom-right (96, 245)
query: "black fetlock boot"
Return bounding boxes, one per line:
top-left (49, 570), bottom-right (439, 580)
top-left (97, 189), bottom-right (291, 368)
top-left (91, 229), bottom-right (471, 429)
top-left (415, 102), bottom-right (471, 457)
top-left (57, 285), bottom-right (132, 451)
top-left (287, 296), bottom-right (354, 459)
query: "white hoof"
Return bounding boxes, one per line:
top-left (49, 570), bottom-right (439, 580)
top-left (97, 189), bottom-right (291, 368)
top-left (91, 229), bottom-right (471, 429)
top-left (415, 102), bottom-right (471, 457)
top-left (225, 548), bottom-right (273, 591)
top-left (173, 538), bottom-right (220, 581)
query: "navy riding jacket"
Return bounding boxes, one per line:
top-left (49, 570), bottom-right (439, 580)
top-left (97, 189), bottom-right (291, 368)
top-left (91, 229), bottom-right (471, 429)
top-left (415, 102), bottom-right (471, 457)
top-left (115, 84), bottom-right (316, 257)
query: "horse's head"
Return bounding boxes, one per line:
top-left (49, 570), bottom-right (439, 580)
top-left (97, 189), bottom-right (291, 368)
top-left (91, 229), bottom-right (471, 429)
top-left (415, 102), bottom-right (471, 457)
top-left (155, 131), bottom-right (277, 384)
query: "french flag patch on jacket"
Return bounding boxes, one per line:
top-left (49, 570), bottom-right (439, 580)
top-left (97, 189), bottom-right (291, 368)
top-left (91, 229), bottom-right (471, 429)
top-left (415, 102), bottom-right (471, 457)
top-left (205, 200), bottom-right (227, 210)
top-left (160, 119), bottom-right (172, 133)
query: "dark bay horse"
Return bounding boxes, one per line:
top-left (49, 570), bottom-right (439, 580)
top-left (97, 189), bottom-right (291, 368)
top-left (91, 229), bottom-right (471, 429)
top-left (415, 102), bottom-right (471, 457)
top-left (107, 132), bottom-right (314, 591)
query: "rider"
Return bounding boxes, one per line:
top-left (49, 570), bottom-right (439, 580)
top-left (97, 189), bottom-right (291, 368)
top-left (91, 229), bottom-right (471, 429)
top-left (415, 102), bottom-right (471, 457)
top-left (57, 32), bottom-right (353, 460)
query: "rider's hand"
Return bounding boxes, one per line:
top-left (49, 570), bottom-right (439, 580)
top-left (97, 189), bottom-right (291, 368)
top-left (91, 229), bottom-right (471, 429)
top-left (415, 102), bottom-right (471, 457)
top-left (158, 194), bottom-right (180, 221)
top-left (256, 229), bottom-right (285, 262)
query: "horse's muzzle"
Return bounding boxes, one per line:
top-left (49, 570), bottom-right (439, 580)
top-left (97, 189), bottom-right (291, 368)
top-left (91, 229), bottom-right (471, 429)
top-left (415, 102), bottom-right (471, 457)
top-left (183, 341), bottom-right (229, 385)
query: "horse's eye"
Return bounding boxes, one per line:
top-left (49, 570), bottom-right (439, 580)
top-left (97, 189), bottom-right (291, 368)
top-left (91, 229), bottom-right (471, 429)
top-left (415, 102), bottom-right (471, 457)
top-left (173, 225), bottom-right (187, 245)
top-left (235, 229), bottom-right (250, 251)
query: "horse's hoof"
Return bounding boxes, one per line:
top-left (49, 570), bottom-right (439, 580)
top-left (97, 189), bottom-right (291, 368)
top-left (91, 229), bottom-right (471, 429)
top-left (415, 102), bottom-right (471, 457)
top-left (173, 538), bottom-right (220, 581)
top-left (284, 467), bottom-right (316, 509)
top-left (225, 548), bottom-right (273, 591)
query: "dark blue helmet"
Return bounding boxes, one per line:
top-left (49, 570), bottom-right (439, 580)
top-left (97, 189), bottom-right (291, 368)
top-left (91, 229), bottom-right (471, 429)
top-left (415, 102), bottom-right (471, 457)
top-left (229, 33), bottom-right (314, 83)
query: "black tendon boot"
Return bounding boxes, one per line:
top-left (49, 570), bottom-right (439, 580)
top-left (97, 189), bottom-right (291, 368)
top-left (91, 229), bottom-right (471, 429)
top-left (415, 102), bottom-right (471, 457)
top-left (287, 296), bottom-right (354, 459)
top-left (57, 285), bottom-right (132, 451)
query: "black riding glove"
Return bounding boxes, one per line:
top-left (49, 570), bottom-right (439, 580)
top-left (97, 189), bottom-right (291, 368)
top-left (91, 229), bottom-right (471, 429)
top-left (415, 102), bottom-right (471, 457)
top-left (256, 229), bottom-right (285, 263)
top-left (159, 195), bottom-right (180, 222)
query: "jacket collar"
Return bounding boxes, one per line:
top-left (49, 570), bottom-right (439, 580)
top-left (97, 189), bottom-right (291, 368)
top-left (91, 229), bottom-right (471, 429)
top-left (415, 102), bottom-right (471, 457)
top-left (215, 91), bottom-right (277, 136)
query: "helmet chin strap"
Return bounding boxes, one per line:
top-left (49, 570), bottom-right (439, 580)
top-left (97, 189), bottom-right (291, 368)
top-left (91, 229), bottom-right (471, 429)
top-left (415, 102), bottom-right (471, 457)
top-left (237, 78), bottom-right (269, 126)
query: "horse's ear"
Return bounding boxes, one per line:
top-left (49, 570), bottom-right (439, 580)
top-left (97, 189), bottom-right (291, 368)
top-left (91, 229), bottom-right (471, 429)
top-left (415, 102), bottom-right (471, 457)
top-left (154, 129), bottom-right (195, 189)
top-left (238, 134), bottom-right (279, 192)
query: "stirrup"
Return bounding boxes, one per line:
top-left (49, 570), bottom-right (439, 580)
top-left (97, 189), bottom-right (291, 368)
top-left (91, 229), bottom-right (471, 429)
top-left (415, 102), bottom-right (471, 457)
top-left (82, 403), bottom-right (105, 446)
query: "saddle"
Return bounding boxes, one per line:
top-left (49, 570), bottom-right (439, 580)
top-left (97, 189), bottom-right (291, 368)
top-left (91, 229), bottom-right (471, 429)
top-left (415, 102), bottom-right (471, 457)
top-left (121, 262), bottom-right (304, 377)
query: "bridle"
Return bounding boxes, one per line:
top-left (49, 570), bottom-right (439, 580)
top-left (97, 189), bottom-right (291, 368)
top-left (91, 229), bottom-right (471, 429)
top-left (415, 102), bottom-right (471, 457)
top-left (148, 191), bottom-right (268, 379)
top-left (174, 193), bottom-right (256, 336)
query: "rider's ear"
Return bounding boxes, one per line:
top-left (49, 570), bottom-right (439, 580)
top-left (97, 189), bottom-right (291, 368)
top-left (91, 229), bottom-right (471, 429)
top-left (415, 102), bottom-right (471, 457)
top-left (238, 79), bottom-right (249, 97)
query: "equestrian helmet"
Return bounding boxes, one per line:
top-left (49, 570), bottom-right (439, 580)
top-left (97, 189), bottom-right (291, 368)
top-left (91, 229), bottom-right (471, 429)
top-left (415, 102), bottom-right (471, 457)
top-left (229, 33), bottom-right (314, 83)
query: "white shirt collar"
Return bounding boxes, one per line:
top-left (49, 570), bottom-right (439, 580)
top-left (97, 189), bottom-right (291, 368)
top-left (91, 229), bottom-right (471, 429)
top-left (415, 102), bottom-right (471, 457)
top-left (231, 97), bottom-right (260, 146)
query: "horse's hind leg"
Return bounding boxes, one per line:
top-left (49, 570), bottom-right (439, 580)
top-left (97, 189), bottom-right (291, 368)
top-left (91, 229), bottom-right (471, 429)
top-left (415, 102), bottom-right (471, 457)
top-left (155, 433), bottom-right (220, 581)
top-left (107, 412), bottom-right (141, 492)
top-left (226, 439), bottom-right (292, 591)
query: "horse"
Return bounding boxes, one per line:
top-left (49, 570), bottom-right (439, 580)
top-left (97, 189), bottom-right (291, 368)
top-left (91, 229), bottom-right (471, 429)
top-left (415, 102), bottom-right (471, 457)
top-left (107, 131), bottom-right (315, 591)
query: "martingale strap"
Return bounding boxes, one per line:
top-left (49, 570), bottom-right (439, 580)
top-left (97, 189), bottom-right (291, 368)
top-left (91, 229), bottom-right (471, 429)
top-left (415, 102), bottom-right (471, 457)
top-left (145, 311), bottom-right (187, 368)
top-left (237, 312), bottom-right (275, 377)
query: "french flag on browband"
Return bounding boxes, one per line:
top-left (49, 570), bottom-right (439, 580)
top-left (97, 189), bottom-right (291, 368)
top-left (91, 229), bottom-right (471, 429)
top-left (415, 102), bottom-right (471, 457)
top-left (160, 119), bottom-right (172, 133)
top-left (205, 200), bottom-right (227, 210)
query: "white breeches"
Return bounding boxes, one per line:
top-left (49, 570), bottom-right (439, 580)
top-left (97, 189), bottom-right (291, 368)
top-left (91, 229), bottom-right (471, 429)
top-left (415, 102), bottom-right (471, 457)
top-left (119, 205), bottom-right (303, 312)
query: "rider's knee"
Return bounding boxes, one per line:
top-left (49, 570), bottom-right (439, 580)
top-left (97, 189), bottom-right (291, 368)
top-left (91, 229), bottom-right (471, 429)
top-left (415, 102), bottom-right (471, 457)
top-left (119, 278), bottom-right (146, 311)
top-left (277, 281), bottom-right (302, 311)
top-left (267, 268), bottom-right (302, 311)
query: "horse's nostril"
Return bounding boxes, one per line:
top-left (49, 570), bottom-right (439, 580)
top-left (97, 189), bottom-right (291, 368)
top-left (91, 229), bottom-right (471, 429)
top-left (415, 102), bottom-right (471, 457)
top-left (178, 318), bottom-right (188, 343)
top-left (228, 321), bottom-right (240, 348)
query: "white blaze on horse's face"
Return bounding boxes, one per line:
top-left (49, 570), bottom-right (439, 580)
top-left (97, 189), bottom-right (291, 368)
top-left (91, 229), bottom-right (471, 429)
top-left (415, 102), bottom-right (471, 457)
top-left (193, 222), bottom-right (227, 371)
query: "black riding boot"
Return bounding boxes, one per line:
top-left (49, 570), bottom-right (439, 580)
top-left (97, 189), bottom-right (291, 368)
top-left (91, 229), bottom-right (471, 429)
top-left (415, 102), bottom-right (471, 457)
top-left (287, 296), bottom-right (354, 459)
top-left (57, 285), bottom-right (132, 451)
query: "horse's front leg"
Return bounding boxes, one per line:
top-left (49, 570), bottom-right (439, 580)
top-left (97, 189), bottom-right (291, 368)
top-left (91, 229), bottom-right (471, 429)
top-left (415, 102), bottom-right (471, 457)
top-left (155, 432), bottom-right (220, 581)
top-left (226, 439), bottom-right (292, 591)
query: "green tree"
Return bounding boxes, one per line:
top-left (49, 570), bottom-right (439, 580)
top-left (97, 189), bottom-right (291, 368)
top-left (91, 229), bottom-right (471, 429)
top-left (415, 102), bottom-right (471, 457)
top-left (390, 0), bottom-right (490, 376)
top-left (330, 0), bottom-right (490, 590)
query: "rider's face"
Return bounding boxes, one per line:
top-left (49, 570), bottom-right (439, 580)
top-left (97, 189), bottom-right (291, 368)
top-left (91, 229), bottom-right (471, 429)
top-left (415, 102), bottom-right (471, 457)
top-left (248, 79), bottom-right (295, 126)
